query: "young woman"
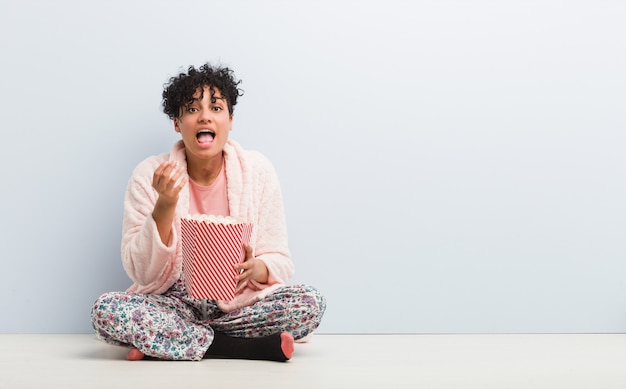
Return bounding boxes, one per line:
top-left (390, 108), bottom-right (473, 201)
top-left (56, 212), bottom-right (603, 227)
top-left (91, 63), bottom-right (326, 362)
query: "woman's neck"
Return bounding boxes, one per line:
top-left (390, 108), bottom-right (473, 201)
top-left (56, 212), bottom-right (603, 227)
top-left (186, 153), bottom-right (224, 186)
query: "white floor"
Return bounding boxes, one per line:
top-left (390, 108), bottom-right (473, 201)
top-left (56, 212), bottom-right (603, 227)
top-left (1, 334), bottom-right (625, 388)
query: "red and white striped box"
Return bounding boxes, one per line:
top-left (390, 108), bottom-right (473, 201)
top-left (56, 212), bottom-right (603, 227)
top-left (181, 215), bottom-right (253, 301)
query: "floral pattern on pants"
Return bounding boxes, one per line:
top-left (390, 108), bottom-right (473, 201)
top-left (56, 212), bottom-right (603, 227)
top-left (91, 278), bottom-right (326, 361)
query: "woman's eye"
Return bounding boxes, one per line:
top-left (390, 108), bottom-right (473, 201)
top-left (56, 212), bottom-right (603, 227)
top-left (212, 106), bottom-right (223, 112)
top-left (187, 107), bottom-right (198, 113)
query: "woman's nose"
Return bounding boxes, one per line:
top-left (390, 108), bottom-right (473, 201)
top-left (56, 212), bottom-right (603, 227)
top-left (198, 108), bottom-right (212, 122)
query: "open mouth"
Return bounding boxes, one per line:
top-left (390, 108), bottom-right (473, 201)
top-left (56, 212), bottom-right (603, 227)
top-left (196, 129), bottom-right (215, 144)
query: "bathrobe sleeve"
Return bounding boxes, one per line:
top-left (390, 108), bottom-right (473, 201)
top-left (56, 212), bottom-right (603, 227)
top-left (121, 154), bottom-right (182, 295)
top-left (247, 151), bottom-right (295, 284)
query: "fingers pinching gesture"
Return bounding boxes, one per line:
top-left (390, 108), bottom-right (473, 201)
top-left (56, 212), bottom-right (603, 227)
top-left (151, 160), bottom-right (187, 245)
top-left (152, 161), bottom-right (187, 205)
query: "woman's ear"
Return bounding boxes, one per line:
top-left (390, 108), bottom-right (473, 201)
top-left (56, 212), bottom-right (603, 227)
top-left (174, 117), bottom-right (181, 133)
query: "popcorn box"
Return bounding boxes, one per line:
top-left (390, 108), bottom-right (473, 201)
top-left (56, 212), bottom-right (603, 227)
top-left (181, 215), bottom-right (253, 301)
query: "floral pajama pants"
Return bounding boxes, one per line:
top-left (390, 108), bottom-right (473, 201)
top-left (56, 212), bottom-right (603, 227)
top-left (91, 278), bottom-right (326, 361)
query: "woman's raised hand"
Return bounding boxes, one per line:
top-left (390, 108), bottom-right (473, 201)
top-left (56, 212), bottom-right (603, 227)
top-left (152, 160), bottom-right (187, 245)
top-left (152, 161), bottom-right (187, 205)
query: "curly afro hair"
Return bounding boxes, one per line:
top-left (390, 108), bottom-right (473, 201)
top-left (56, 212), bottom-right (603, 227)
top-left (162, 63), bottom-right (244, 120)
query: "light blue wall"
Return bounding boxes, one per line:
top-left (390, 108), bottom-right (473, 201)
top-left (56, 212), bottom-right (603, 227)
top-left (1, 0), bottom-right (625, 334)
